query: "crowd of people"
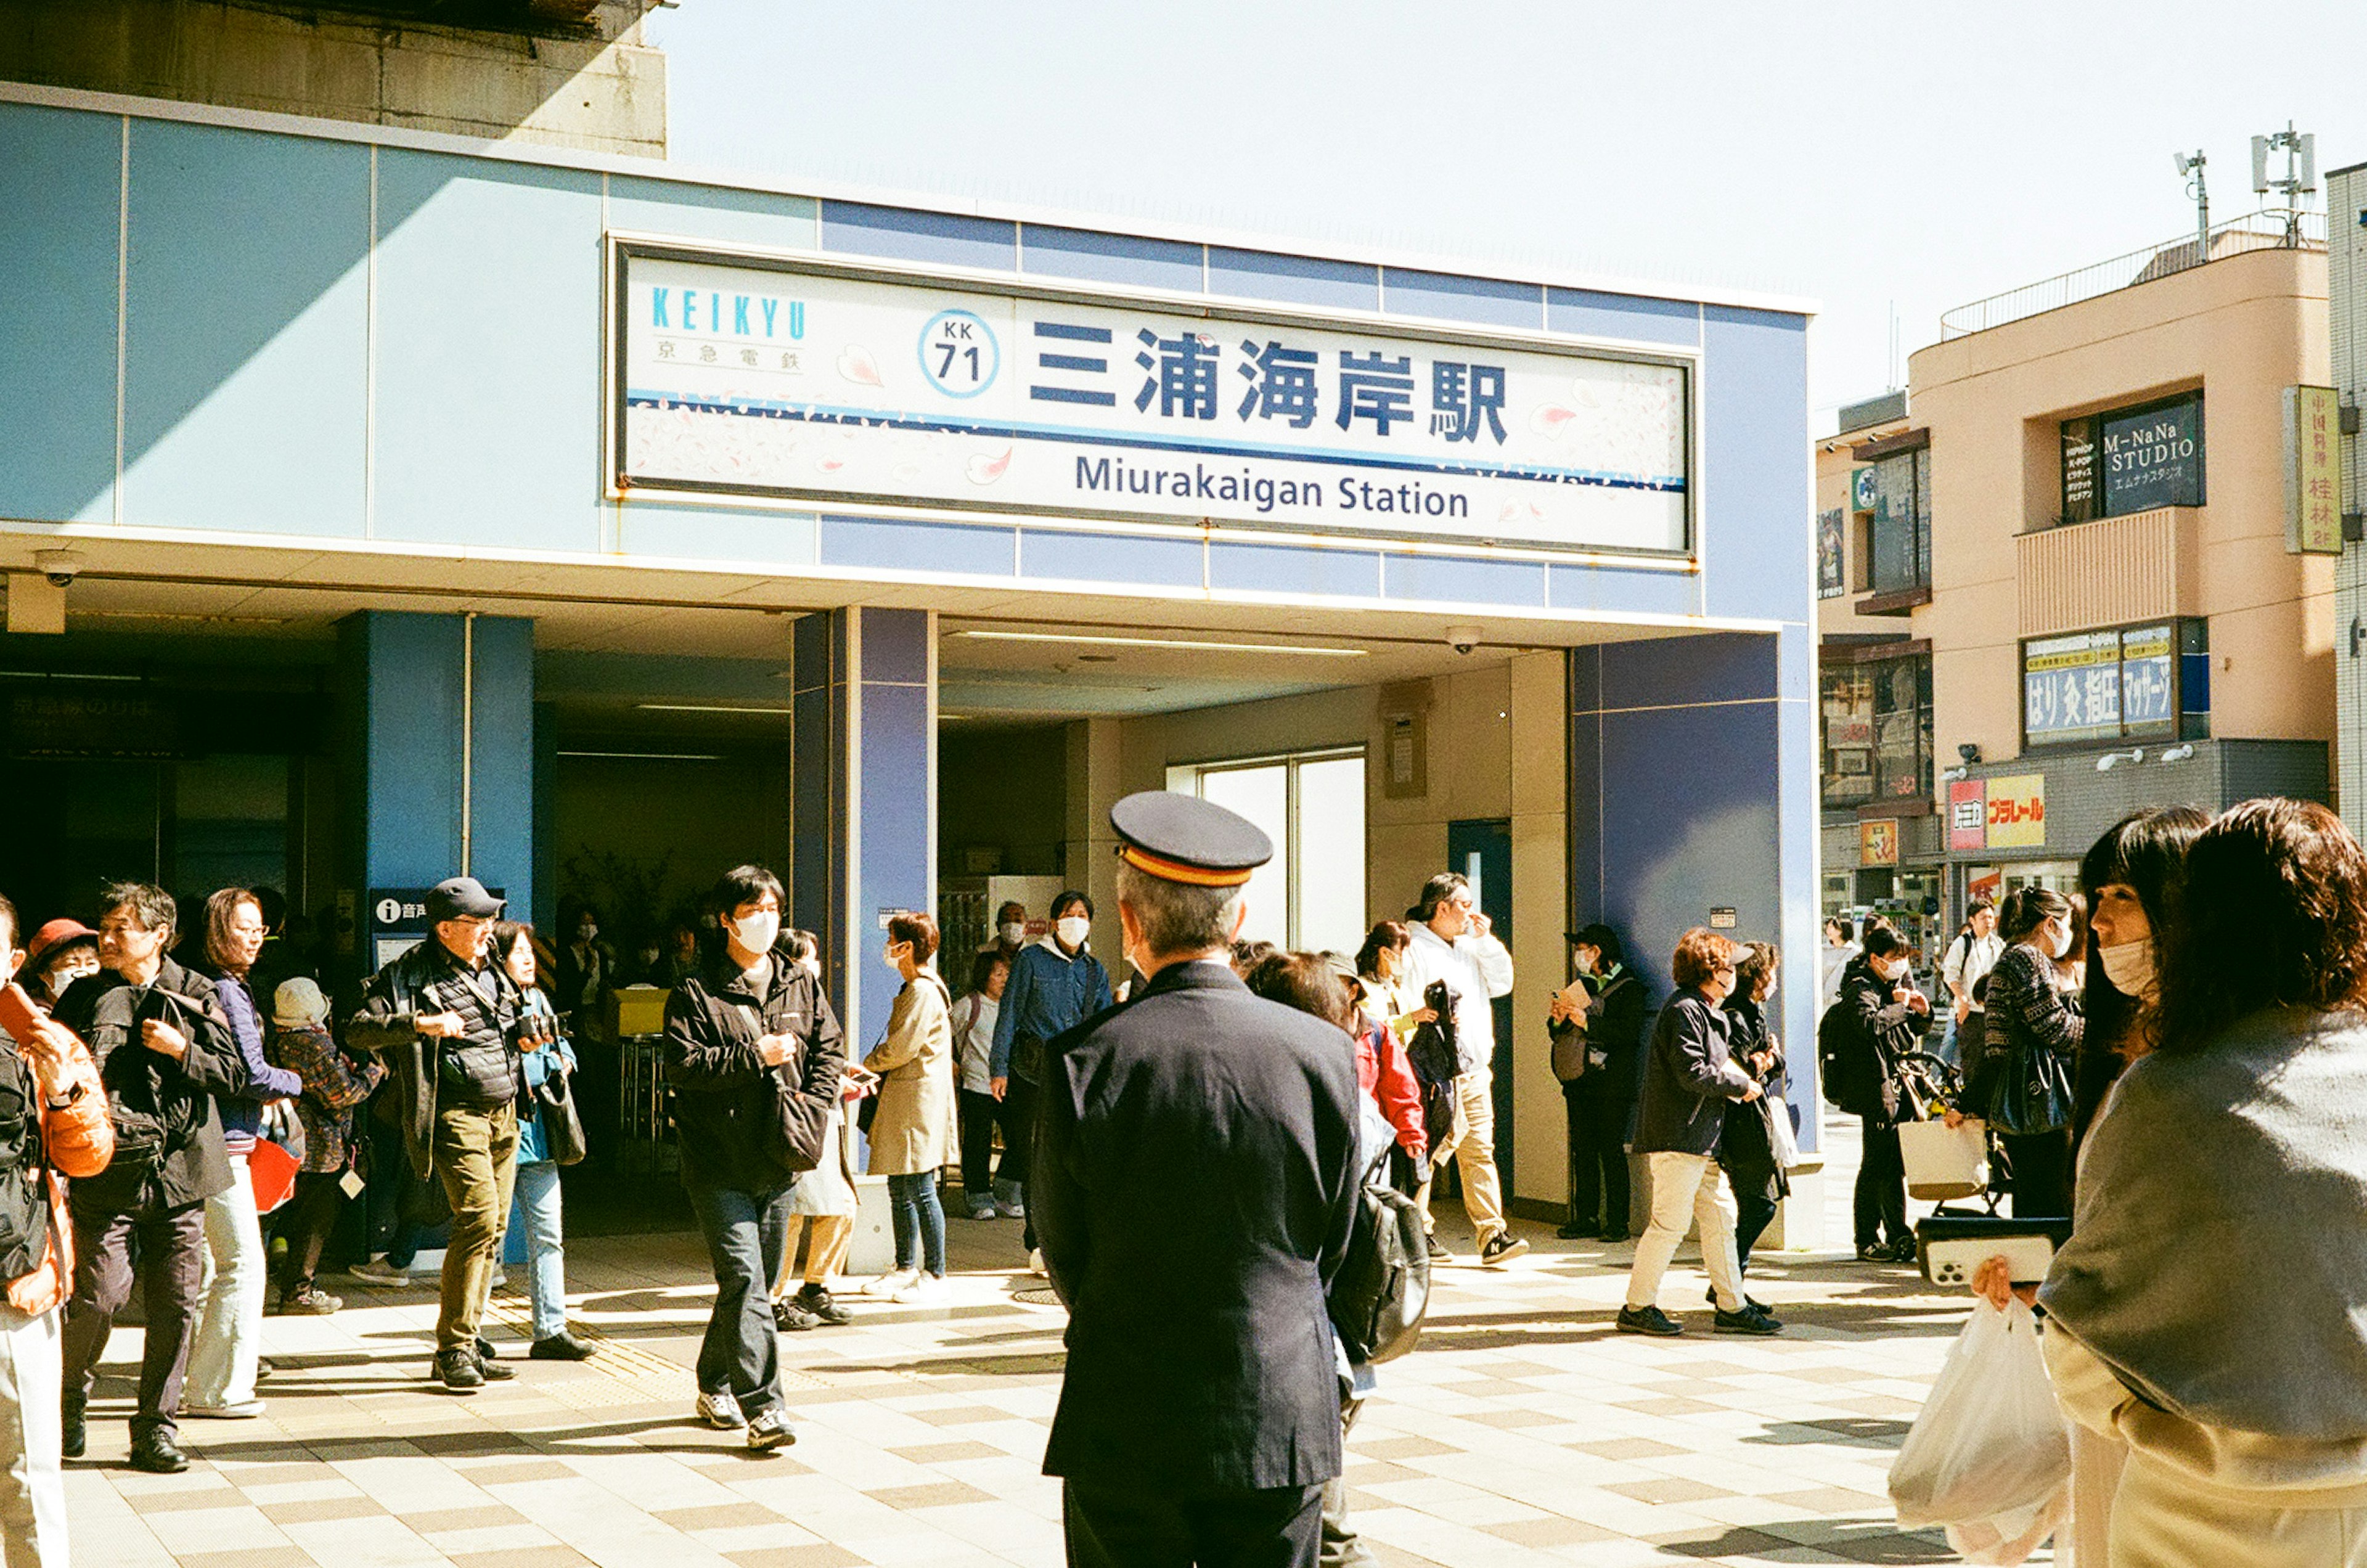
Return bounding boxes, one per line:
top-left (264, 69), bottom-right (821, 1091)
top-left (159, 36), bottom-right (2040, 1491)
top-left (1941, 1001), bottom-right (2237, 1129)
top-left (0, 784), bottom-right (2360, 1565)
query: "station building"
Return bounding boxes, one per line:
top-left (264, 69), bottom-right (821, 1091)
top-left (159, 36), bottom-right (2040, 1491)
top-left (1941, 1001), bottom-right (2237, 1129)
top-left (0, 45), bottom-right (1820, 1229)
top-left (1817, 210), bottom-right (2334, 970)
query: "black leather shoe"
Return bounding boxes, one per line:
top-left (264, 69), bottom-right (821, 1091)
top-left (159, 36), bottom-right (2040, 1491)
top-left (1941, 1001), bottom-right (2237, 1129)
top-left (435, 1348), bottom-right (484, 1391)
top-left (60, 1399), bottom-right (83, 1460)
top-left (129, 1431), bottom-right (189, 1473)
top-left (529, 1331), bottom-right (595, 1362)
top-left (1555, 1221), bottom-right (1599, 1240)
top-left (475, 1353), bottom-right (516, 1381)
top-left (1707, 1287), bottom-right (1772, 1314)
top-left (1616, 1304), bottom-right (1683, 1337)
top-left (475, 1336), bottom-right (500, 1362)
top-left (1598, 1230), bottom-right (1630, 1244)
top-left (1714, 1304), bottom-right (1785, 1336)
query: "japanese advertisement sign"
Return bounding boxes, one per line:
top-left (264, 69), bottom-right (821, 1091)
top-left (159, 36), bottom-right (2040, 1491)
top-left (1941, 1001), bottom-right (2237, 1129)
top-left (613, 251), bottom-right (1690, 553)
top-left (1985, 775), bottom-right (2046, 851)
top-left (2286, 385), bottom-right (2341, 555)
top-left (1859, 819), bottom-right (1900, 867)
top-left (2099, 396), bottom-right (2203, 515)
top-left (1947, 778), bottom-right (1989, 852)
top-left (1816, 507), bottom-right (1846, 598)
top-left (2024, 624), bottom-right (2175, 745)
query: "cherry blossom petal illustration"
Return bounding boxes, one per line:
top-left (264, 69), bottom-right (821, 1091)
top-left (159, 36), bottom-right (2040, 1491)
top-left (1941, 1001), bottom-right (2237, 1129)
top-left (966, 447), bottom-right (1013, 485)
top-left (1531, 404), bottom-right (1577, 436)
top-left (837, 345), bottom-right (883, 386)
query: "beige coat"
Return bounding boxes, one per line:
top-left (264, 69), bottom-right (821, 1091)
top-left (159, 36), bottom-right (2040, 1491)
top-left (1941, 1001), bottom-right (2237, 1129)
top-left (864, 972), bottom-right (957, 1176)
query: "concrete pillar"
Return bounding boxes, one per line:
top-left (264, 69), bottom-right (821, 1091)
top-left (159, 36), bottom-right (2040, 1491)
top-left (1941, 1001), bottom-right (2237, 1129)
top-left (335, 611), bottom-right (534, 970)
top-left (1063, 717), bottom-right (1125, 967)
top-left (1569, 629), bottom-right (1825, 1248)
top-left (1506, 651), bottom-right (1571, 1209)
top-left (791, 606), bottom-right (936, 1049)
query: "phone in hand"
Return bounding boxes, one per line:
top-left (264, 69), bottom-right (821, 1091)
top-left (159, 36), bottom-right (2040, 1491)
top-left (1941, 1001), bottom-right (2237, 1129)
top-left (0, 984), bottom-right (43, 1043)
top-left (1917, 1214), bottom-right (2072, 1289)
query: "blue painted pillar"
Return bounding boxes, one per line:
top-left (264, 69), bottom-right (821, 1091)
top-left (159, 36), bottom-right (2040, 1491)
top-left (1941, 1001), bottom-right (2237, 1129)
top-left (1569, 629), bottom-right (1820, 1154)
top-left (791, 606), bottom-right (935, 1050)
top-left (336, 611), bottom-right (536, 965)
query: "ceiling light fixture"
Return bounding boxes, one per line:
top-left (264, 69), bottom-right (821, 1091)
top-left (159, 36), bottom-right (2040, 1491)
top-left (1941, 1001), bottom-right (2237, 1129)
top-left (951, 631), bottom-right (1366, 658)
top-left (634, 702), bottom-right (795, 715)
top-left (557, 749), bottom-right (729, 762)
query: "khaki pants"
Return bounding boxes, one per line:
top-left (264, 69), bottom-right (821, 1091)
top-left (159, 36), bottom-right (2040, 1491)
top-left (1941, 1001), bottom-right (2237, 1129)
top-left (1428, 1064), bottom-right (1507, 1246)
top-left (2106, 1450), bottom-right (2367, 1567)
top-left (777, 1214), bottom-right (854, 1295)
top-left (1623, 1151), bottom-right (1743, 1314)
top-left (433, 1101), bottom-right (519, 1353)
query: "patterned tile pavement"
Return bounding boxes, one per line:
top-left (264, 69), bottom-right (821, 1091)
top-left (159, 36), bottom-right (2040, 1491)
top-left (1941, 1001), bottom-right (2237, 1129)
top-left (70, 1122), bottom-right (2040, 1567)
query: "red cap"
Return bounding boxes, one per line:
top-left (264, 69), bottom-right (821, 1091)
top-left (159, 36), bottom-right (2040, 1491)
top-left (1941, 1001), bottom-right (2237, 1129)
top-left (24, 920), bottom-right (96, 970)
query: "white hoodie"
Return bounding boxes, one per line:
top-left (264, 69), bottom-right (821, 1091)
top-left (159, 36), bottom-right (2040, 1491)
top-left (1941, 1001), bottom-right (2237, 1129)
top-left (1399, 919), bottom-right (1515, 1076)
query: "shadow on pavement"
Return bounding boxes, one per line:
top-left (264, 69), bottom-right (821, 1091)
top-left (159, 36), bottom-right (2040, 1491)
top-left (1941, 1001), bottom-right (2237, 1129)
top-left (1652, 1518), bottom-right (1951, 1564)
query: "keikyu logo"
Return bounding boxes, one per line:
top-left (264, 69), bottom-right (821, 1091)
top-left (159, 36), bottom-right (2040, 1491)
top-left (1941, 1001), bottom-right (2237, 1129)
top-left (649, 288), bottom-right (805, 340)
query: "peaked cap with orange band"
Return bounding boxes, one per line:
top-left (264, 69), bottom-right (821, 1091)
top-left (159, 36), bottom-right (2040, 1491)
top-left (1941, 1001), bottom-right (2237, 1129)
top-left (1110, 791), bottom-right (1273, 888)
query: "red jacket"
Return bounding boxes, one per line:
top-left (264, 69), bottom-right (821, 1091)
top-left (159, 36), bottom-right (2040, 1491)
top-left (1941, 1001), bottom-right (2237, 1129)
top-left (1356, 1021), bottom-right (1427, 1161)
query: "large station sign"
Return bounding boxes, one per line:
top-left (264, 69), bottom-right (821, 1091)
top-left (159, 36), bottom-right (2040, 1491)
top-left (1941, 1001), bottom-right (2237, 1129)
top-left (610, 246), bottom-right (1691, 555)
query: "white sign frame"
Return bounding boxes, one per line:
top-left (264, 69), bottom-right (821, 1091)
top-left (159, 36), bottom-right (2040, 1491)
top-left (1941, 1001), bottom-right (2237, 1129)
top-left (603, 237), bottom-right (1700, 560)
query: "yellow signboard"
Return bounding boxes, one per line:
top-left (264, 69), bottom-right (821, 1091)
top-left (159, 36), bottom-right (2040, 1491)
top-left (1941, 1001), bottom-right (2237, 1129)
top-left (1860, 818), bottom-right (1900, 867)
top-left (2286, 385), bottom-right (2342, 555)
top-left (1985, 774), bottom-right (2046, 849)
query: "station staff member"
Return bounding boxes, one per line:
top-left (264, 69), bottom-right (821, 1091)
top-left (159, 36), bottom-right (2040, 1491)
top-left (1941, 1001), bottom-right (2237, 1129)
top-left (1034, 792), bottom-right (1362, 1568)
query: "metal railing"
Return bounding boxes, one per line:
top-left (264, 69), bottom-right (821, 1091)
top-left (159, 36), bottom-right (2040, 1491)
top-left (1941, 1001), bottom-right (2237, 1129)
top-left (1939, 208), bottom-right (2326, 340)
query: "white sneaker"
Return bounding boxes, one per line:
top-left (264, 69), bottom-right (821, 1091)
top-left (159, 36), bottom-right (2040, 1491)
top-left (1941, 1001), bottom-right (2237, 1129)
top-left (746, 1408), bottom-right (796, 1452)
top-left (1028, 1248), bottom-right (1047, 1278)
top-left (869, 1267), bottom-right (920, 1297)
top-left (891, 1272), bottom-right (947, 1304)
top-left (695, 1390), bottom-right (746, 1431)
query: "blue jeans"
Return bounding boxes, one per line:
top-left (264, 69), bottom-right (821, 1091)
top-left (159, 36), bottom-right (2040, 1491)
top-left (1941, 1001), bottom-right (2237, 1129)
top-left (685, 1177), bottom-right (794, 1418)
top-left (887, 1170), bottom-right (946, 1275)
top-left (507, 1161), bottom-right (567, 1341)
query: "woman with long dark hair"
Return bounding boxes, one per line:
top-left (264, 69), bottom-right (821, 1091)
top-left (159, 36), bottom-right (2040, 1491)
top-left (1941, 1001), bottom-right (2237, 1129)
top-left (1975, 887), bottom-right (2082, 1219)
top-left (2074, 806), bottom-right (2210, 1143)
top-left (1720, 942), bottom-right (1788, 1287)
top-left (2034, 799), bottom-right (2367, 1562)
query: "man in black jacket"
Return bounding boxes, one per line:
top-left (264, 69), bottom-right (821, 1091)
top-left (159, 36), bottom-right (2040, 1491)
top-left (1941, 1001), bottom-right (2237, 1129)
top-left (661, 864), bottom-right (844, 1453)
top-left (347, 876), bottom-right (526, 1392)
top-left (1036, 793), bottom-right (1361, 1568)
top-left (55, 881), bottom-right (243, 1474)
top-left (1552, 924), bottom-right (1646, 1242)
top-left (1616, 927), bottom-right (1778, 1339)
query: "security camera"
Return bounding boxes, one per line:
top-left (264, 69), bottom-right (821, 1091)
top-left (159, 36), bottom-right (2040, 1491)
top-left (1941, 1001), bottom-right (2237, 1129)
top-left (1445, 626), bottom-right (1483, 656)
top-left (33, 550), bottom-right (83, 588)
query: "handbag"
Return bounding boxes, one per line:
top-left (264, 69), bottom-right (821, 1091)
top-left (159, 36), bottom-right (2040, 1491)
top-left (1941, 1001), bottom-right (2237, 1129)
top-left (533, 1062), bottom-right (588, 1167)
top-left (1548, 1018), bottom-right (1588, 1084)
top-left (1986, 1033), bottom-right (2072, 1137)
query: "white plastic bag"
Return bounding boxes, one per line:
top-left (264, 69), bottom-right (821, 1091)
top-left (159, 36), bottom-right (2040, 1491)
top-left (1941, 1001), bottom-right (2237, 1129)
top-left (1888, 1297), bottom-right (2071, 1566)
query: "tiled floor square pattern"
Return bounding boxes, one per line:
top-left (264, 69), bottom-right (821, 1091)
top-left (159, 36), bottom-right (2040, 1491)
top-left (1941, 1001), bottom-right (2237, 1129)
top-left (70, 1121), bottom-right (2039, 1566)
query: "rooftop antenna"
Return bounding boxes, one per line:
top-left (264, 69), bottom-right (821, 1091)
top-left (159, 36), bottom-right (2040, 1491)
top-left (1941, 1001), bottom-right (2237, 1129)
top-left (2174, 149), bottom-right (2209, 259)
top-left (2252, 123), bottom-right (2318, 244)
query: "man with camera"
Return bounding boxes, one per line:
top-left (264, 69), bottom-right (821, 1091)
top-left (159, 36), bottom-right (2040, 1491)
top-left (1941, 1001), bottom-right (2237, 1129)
top-left (54, 881), bottom-right (243, 1473)
top-left (347, 876), bottom-right (528, 1392)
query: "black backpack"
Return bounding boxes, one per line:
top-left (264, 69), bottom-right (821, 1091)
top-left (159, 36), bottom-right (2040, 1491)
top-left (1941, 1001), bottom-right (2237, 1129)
top-left (1817, 994), bottom-right (1872, 1117)
top-left (1327, 1145), bottom-right (1431, 1365)
top-left (0, 1050), bottom-right (51, 1283)
top-left (1403, 979), bottom-right (1459, 1153)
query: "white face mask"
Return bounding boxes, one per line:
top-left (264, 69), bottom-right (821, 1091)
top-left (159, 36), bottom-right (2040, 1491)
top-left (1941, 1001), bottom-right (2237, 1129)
top-left (2044, 920), bottom-right (2074, 961)
top-left (2098, 939), bottom-right (2154, 999)
top-left (1055, 915), bottom-right (1090, 949)
top-left (732, 910), bottom-right (780, 955)
top-left (883, 943), bottom-right (908, 973)
top-left (999, 921), bottom-right (1026, 946)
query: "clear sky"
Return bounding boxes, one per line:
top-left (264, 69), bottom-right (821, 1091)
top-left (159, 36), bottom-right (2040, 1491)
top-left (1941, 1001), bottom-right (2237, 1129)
top-left (649, 2), bottom-right (2367, 427)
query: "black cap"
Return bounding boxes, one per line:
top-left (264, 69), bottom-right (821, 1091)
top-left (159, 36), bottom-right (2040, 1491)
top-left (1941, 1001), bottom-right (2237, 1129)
top-left (426, 876), bottom-right (504, 922)
top-left (1110, 791), bottom-right (1273, 887)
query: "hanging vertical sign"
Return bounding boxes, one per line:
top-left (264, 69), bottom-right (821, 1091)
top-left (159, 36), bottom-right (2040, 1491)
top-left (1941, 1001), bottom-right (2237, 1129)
top-left (2286, 385), bottom-right (2342, 555)
top-left (1817, 507), bottom-right (1846, 598)
top-left (1860, 819), bottom-right (1901, 867)
top-left (1947, 778), bottom-right (1989, 852)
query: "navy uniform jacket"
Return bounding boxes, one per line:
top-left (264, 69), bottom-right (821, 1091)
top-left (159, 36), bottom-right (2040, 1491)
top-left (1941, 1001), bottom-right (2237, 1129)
top-left (1034, 958), bottom-right (1362, 1493)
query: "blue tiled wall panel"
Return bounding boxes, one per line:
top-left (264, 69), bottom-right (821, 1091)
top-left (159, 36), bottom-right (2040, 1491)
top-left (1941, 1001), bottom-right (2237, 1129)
top-left (1598, 630), bottom-right (1778, 711)
top-left (1382, 553), bottom-right (1545, 609)
top-left (854, 610), bottom-right (933, 1045)
top-left (791, 611), bottom-right (839, 946)
top-left (1547, 564), bottom-right (1696, 618)
top-left (1384, 269), bottom-right (1542, 330)
top-left (350, 611), bottom-right (464, 886)
top-left (1207, 541), bottom-right (1382, 599)
top-left (468, 615), bottom-right (538, 923)
top-left (1022, 226), bottom-right (1201, 293)
top-left (1207, 248), bottom-right (1380, 314)
top-left (1777, 687), bottom-right (1821, 1146)
top-left (0, 104), bottom-right (120, 525)
top-left (1547, 287), bottom-right (1702, 348)
top-left (123, 120), bottom-right (369, 536)
top-left (822, 202), bottom-right (1016, 272)
top-left (606, 175), bottom-right (818, 252)
top-left (1020, 528), bottom-right (1201, 588)
top-left (861, 605), bottom-right (930, 687)
top-left (1700, 304), bottom-right (1811, 623)
top-left (372, 152), bottom-right (603, 552)
top-left (620, 501), bottom-right (819, 565)
top-left (820, 515), bottom-right (1014, 578)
